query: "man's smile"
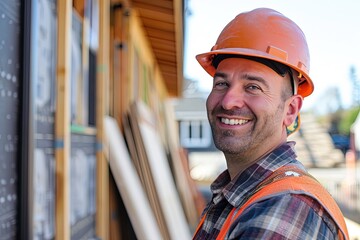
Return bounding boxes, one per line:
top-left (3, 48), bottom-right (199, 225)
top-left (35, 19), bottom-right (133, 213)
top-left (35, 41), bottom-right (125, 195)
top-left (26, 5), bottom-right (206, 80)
top-left (220, 117), bottom-right (250, 126)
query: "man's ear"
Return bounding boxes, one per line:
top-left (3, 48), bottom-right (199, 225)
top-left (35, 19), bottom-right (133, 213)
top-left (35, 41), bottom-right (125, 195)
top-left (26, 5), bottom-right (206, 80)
top-left (284, 95), bottom-right (303, 127)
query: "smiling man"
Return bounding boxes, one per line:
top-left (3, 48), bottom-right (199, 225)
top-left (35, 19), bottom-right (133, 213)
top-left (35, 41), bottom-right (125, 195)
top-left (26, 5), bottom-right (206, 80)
top-left (192, 8), bottom-right (349, 240)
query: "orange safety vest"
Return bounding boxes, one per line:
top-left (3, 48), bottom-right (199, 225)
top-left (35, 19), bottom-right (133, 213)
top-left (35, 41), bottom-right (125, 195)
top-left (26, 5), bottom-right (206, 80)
top-left (193, 165), bottom-right (349, 240)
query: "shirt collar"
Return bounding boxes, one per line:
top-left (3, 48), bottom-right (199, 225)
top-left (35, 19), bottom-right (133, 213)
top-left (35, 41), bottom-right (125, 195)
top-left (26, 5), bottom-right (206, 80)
top-left (210, 141), bottom-right (298, 207)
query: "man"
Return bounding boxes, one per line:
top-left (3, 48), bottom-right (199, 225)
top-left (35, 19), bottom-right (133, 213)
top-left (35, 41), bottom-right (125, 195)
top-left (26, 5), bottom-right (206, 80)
top-left (192, 8), bottom-right (349, 239)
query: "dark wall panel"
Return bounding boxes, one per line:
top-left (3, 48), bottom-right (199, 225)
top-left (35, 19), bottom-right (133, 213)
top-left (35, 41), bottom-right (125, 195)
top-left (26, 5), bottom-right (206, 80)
top-left (0, 1), bottom-right (21, 239)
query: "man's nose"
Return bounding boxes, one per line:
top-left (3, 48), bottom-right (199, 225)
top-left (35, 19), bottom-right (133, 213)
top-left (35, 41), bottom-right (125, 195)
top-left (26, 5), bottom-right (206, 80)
top-left (221, 86), bottom-right (245, 110)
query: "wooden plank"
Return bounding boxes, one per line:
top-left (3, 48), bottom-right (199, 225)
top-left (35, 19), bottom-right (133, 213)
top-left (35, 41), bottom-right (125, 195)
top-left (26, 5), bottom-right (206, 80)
top-left (146, 28), bottom-right (175, 41)
top-left (178, 147), bottom-right (207, 219)
top-left (55, 0), bottom-right (72, 239)
top-left (157, 59), bottom-right (177, 67)
top-left (96, 0), bottom-right (110, 238)
top-left (104, 116), bottom-right (162, 240)
top-left (137, 8), bottom-right (174, 23)
top-left (163, 100), bottom-right (204, 231)
top-left (150, 38), bottom-right (176, 51)
top-left (152, 49), bottom-right (176, 61)
top-left (173, 0), bottom-right (183, 97)
top-left (133, 0), bottom-right (173, 10)
top-left (122, 113), bottom-right (144, 185)
top-left (133, 101), bottom-right (192, 240)
top-left (140, 18), bottom-right (174, 31)
top-left (127, 105), bottom-right (171, 239)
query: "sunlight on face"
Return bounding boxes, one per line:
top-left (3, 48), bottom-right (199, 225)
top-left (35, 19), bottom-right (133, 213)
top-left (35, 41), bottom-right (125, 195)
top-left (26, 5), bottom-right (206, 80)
top-left (206, 58), bottom-right (290, 159)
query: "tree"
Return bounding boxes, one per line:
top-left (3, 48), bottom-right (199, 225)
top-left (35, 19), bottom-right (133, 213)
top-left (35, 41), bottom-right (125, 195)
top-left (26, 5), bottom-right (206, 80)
top-left (338, 107), bottom-right (360, 135)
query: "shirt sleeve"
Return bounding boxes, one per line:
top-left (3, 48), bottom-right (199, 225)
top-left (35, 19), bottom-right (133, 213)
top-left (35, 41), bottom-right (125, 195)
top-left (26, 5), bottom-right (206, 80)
top-left (227, 194), bottom-right (339, 239)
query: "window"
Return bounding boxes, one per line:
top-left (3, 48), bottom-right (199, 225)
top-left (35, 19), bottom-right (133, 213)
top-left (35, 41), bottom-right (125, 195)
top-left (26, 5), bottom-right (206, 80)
top-left (180, 120), bottom-right (211, 148)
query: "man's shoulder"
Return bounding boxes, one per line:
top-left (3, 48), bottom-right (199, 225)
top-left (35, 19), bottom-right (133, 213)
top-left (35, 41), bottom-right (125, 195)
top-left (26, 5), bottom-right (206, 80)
top-left (230, 194), bottom-right (338, 239)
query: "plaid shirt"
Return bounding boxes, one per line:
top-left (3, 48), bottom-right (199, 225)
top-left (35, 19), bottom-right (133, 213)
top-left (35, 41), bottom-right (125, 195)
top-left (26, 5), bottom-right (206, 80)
top-left (194, 142), bottom-right (339, 239)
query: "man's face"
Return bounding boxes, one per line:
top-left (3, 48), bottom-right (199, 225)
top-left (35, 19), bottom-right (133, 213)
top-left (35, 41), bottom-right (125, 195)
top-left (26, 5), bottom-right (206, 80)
top-left (206, 57), bottom-right (292, 158)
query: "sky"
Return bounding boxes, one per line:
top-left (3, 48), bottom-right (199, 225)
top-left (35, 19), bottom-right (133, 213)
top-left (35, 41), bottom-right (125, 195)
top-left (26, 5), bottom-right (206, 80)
top-left (183, 0), bottom-right (360, 113)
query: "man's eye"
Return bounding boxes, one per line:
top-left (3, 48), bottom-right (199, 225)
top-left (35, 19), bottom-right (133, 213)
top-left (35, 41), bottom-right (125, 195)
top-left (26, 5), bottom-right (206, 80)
top-left (215, 82), bottom-right (227, 87)
top-left (213, 81), bottom-right (228, 89)
top-left (247, 84), bottom-right (261, 91)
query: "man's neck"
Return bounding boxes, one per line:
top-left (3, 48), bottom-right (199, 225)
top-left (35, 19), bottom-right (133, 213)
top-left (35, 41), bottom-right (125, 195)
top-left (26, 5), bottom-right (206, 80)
top-left (225, 141), bottom-right (287, 180)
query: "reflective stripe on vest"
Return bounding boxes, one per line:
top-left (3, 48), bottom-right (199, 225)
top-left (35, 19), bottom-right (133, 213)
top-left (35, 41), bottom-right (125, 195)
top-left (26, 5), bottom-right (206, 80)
top-left (193, 165), bottom-right (349, 240)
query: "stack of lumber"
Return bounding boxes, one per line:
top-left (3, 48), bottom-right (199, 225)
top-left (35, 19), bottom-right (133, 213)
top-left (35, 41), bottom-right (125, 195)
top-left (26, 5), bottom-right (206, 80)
top-left (288, 112), bottom-right (344, 168)
top-left (104, 100), bottom-right (205, 240)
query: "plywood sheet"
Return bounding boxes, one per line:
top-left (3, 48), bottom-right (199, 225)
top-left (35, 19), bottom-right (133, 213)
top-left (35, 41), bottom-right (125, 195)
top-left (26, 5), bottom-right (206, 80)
top-left (126, 107), bottom-right (170, 239)
top-left (104, 116), bottom-right (162, 240)
top-left (133, 101), bottom-right (192, 240)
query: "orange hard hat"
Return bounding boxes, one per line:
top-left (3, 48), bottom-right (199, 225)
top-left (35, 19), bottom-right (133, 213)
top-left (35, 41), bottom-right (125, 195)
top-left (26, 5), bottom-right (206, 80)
top-left (196, 8), bottom-right (314, 98)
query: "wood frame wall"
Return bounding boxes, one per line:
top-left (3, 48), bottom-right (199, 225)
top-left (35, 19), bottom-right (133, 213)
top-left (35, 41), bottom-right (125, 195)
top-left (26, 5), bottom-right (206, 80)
top-left (55, 0), bottom-right (109, 239)
top-left (53, 0), bottom-right (184, 239)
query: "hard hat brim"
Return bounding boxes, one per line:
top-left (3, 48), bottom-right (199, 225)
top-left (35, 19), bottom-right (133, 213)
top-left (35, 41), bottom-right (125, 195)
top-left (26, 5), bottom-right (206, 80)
top-left (196, 48), bottom-right (314, 98)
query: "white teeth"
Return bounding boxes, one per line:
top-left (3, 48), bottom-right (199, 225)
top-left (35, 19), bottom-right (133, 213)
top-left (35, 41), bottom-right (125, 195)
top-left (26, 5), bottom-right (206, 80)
top-left (221, 118), bottom-right (248, 125)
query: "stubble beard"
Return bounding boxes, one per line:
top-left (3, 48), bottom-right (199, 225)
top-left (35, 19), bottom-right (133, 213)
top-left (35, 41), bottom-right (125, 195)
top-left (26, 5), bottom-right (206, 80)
top-left (211, 125), bottom-right (253, 155)
top-left (209, 104), bottom-right (284, 157)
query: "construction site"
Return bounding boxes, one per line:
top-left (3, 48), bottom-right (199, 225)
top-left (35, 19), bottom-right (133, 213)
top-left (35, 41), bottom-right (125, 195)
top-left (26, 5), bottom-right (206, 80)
top-left (0, 0), bottom-right (359, 239)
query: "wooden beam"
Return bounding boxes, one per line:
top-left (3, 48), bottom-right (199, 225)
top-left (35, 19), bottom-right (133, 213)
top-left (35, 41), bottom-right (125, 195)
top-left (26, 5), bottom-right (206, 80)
top-left (173, 0), bottom-right (183, 97)
top-left (55, 0), bottom-right (72, 239)
top-left (96, 0), bottom-right (110, 238)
